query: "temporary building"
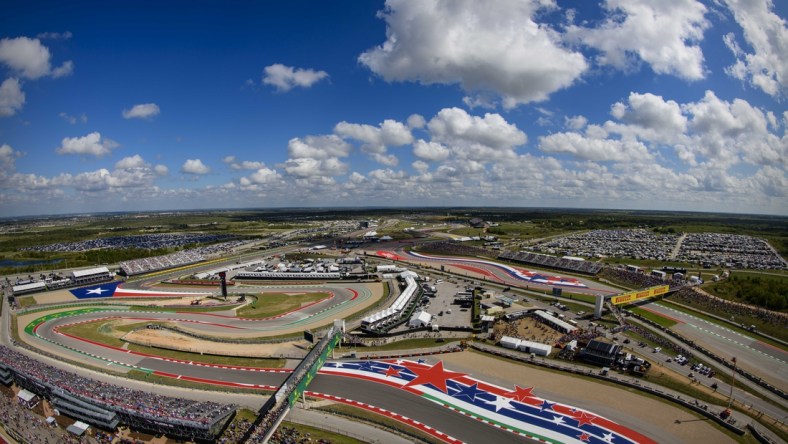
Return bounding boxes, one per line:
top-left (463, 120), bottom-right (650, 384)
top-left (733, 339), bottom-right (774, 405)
top-left (408, 310), bottom-right (432, 328)
top-left (516, 340), bottom-right (552, 357)
top-left (500, 336), bottom-right (521, 350)
top-left (17, 389), bottom-right (38, 409)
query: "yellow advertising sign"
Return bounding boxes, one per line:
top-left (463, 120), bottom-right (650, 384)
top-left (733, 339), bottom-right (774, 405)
top-left (610, 285), bottom-right (669, 305)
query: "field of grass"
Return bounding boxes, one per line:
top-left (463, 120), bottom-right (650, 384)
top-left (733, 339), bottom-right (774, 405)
top-left (129, 302), bottom-right (243, 313)
top-left (702, 271), bottom-right (788, 311)
top-left (236, 292), bottom-right (330, 319)
top-left (629, 307), bottom-right (678, 328)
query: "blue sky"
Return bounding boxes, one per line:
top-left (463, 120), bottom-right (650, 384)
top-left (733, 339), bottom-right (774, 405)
top-left (0, 0), bottom-right (786, 217)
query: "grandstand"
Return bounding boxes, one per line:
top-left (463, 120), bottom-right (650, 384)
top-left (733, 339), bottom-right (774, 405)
top-left (71, 267), bottom-right (113, 285)
top-left (119, 250), bottom-right (205, 276)
top-left (0, 345), bottom-right (233, 442)
top-left (11, 268), bottom-right (113, 296)
top-left (361, 271), bottom-right (421, 333)
top-left (235, 271), bottom-right (343, 280)
top-left (498, 251), bottom-right (603, 275)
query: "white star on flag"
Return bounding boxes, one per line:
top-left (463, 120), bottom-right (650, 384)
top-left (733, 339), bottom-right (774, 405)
top-left (86, 287), bottom-right (107, 295)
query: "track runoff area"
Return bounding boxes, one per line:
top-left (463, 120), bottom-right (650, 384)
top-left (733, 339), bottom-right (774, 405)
top-left (15, 252), bottom-right (724, 444)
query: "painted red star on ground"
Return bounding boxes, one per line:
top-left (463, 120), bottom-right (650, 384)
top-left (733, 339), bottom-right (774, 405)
top-left (404, 361), bottom-right (467, 393)
top-left (385, 365), bottom-right (402, 378)
top-left (577, 432), bottom-right (591, 442)
top-left (573, 411), bottom-right (597, 428)
top-left (510, 385), bottom-right (541, 405)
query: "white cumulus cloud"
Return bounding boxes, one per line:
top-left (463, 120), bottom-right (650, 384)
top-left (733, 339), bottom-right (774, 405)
top-left (428, 107), bottom-right (527, 152)
top-left (334, 119), bottom-right (413, 156)
top-left (282, 157), bottom-right (349, 178)
top-left (288, 135), bottom-right (352, 159)
top-left (154, 164), bottom-right (169, 176)
top-left (0, 78), bottom-right (25, 117)
top-left (122, 103), bottom-right (160, 120)
top-left (0, 36), bottom-right (73, 79)
top-left (247, 167), bottom-right (281, 184)
top-left (115, 154), bottom-right (146, 170)
top-left (56, 132), bottom-right (119, 157)
top-left (722, 0), bottom-right (788, 98)
top-left (222, 156), bottom-right (266, 171)
top-left (567, 0), bottom-right (709, 80)
top-left (413, 139), bottom-right (450, 162)
top-left (359, 0), bottom-right (587, 108)
top-left (181, 159), bottom-right (210, 175)
top-left (262, 63), bottom-right (329, 92)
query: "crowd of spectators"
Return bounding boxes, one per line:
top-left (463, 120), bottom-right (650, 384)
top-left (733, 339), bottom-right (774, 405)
top-left (676, 233), bottom-right (785, 270)
top-left (245, 403), bottom-right (289, 443)
top-left (190, 239), bottom-right (258, 257)
top-left (218, 415), bottom-right (254, 443)
top-left (533, 229), bottom-right (679, 262)
top-left (20, 233), bottom-right (236, 253)
top-left (0, 345), bottom-right (234, 427)
top-left (119, 250), bottom-right (205, 276)
top-left (669, 287), bottom-right (787, 328)
top-left (418, 241), bottom-right (495, 258)
top-left (621, 323), bottom-right (695, 359)
top-left (499, 251), bottom-right (603, 275)
top-left (0, 388), bottom-right (85, 444)
top-left (269, 425), bottom-right (333, 444)
top-left (598, 267), bottom-right (679, 290)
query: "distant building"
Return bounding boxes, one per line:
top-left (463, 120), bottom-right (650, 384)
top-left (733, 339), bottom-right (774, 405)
top-left (469, 218), bottom-right (487, 228)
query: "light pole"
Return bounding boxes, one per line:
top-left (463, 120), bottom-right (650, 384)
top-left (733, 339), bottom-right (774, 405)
top-left (727, 356), bottom-right (737, 411)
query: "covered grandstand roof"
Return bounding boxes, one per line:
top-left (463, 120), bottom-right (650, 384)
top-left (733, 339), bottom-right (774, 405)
top-left (13, 281), bottom-right (47, 293)
top-left (72, 267), bottom-right (110, 278)
top-left (534, 310), bottom-right (577, 333)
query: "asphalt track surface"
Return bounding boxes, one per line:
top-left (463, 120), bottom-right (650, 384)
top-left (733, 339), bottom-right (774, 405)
top-left (65, 284), bottom-right (371, 337)
top-left (643, 303), bottom-right (788, 392)
top-left (18, 249), bottom-right (771, 443)
top-left (381, 247), bottom-right (620, 296)
top-left (30, 309), bottom-right (536, 443)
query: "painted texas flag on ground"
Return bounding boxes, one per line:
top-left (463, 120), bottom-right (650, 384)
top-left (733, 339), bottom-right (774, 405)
top-left (70, 282), bottom-right (211, 299)
top-left (321, 359), bottom-right (656, 444)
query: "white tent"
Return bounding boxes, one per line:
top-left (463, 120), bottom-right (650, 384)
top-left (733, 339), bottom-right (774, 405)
top-left (67, 421), bottom-right (89, 436)
top-left (17, 389), bottom-right (38, 408)
top-left (500, 336), bottom-right (521, 350)
top-left (409, 311), bottom-right (432, 328)
top-left (516, 340), bottom-right (552, 357)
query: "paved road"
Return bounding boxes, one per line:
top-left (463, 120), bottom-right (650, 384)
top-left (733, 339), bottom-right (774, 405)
top-left (643, 303), bottom-right (788, 393)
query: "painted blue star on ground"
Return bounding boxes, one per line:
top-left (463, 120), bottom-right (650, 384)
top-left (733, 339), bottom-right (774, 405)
top-left (357, 361), bottom-right (377, 372)
top-left (540, 400), bottom-right (556, 412)
top-left (452, 383), bottom-right (483, 402)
